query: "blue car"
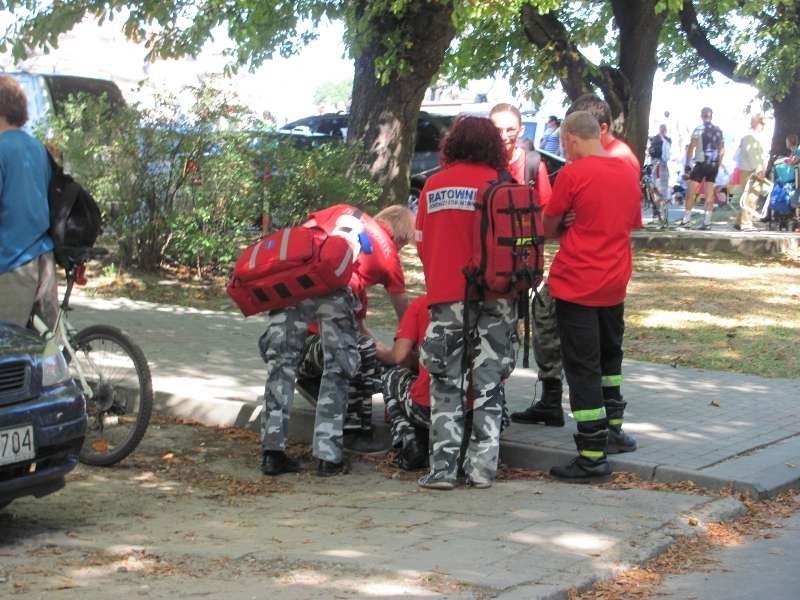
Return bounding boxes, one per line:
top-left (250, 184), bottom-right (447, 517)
top-left (0, 322), bottom-right (86, 510)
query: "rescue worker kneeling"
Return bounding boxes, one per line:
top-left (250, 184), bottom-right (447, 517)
top-left (415, 116), bottom-right (518, 490)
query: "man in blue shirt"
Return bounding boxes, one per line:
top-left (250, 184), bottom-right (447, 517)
top-left (0, 75), bottom-right (56, 328)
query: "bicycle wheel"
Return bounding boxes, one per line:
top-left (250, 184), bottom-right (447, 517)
top-left (70, 325), bottom-right (153, 466)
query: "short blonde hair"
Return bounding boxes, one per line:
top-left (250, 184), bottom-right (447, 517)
top-left (561, 111), bottom-right (600, 140)
top-left (375, 205), bottom-right (415, 248)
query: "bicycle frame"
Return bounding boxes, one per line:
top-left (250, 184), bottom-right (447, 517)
top-left (30, 268), bottom-right (95, 401)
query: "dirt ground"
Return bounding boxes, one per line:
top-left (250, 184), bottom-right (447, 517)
top-left (0, 420), bottom-right (480, 599)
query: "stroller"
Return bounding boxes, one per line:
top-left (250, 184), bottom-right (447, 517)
top-left (767, 159), bottom-right (798, 231)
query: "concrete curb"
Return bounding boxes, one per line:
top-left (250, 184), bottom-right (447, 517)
top-left (151, 390), bottom-right (799, 499)
top-left (631, 229), bottom-right (800, 256)
top-left (489, 496), bottom-right (748, 599)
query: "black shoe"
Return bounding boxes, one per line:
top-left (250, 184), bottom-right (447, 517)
top-left (344, 430), bottom-right (387, 454)
top-left (295, 377), bottom-right (320, 404)
top-left (261, 451), bottom-right (302, 476)
top-left (607, 426), bottom-right (637, 454)
top-left (316, 459), bottom-right (345, 477)
top-left (550, 456), bottom-right (612, 483)
top-left (695, 223), bottom-right (711, 231)
top-left (511, 402), bottom-right (565, 426)
top-left (511, 380), bottom-right (564, 426)
top-left (398, 437), bottom-right (428, 471)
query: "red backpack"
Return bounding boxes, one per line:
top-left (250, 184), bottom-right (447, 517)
top-left (466, 175), bottom-right (545, 296)
top-left (227, 225), bottom-right (355, 317)
top-left (463, 175), bottom-right (545, 369)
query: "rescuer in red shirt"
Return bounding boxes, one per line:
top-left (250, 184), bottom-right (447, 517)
top-left (378, 294), bottom-right (432, 470)
top-left (296, 204), bottom-right (416, 453)
top-left (542, 111), bottom-right (641, 482)
top-left (415, 116), bottom-right (518, 490)
top-left (512, 94), bottom-right (641, 455)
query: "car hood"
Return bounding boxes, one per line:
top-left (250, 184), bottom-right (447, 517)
top-left (0, 322), bottom-right (45, 357)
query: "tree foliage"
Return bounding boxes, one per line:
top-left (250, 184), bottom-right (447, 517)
top-left (663, 0), bottom-right (800, 157)
top-left (664, 0), bottom-right (800, 101)
top-left (1, 0), bottom-right (460, 205)
top-left (313, 80), bottom-right (351, 109)
top-left (445, 0), bottom-right (671, 160)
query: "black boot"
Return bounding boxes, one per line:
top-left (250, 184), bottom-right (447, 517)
top-left (605, 398), bottom-right (637, 454)
top-left (316, 459), bottom-right (345, 477)
top-left (343, 429), bottom-right (388, 454)
top-left (607, 426), bottom-right (637, 453)
top-left (550, 430), bottom-right (612, 483)
top-left (261, 450), bottom-right (302, 476)
top-left (510, 379), bottom-right (565, 426)
top-left (295, 377), bottom-right (320, 404)
top-left (398, 435), bottom-right (428, 471)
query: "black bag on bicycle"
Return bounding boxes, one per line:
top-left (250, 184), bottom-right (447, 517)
top-left (47, 152), bottom-right (103, 268)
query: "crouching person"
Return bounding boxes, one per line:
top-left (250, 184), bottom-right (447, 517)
top-left (415, 116), bottom-right (518, 490)
top-left (542, 111), bottom-right (641, 483)
top-left (378, 294), bottom-right (432, 470)
top-left (258, 289), bottom-right (360, 477)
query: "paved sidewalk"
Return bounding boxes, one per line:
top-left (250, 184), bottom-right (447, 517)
top-left (70, 291), bottom-right (800, 498)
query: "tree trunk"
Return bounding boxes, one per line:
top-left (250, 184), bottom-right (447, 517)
top-left (520, 1), bottom-right (665, 163)
top-left (768, 76), bottom-right (800, 162)
top-left (348, 1), bottom-right (455, 206)
top-left (611, 0), bottom-right (667, 161)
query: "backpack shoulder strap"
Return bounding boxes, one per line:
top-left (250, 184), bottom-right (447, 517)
top-left (524, 149), bottom-right (541, 187)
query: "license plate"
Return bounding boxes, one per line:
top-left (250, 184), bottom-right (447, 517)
top-left (0, 425), bottom-right (35, 466)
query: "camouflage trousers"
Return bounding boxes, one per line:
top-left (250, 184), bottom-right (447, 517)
top-left (258, 289), bottom-right (360, 463)
top-left (380, 367), bottom-right (431, 448)
top-left (532, 282), bottom-right (563, 381)
top-left (297, 333), bottom-right (382, 432)
top-left (421, 299), bottom-right (517, 485)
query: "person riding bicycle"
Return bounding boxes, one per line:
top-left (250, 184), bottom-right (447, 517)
top-left (0, 75), bottom-right (57, 329)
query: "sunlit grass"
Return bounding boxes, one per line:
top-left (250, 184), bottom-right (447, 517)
top-left (80, 245), bottom-right (800, 378)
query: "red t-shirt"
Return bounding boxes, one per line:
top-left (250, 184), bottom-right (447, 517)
top-left (394, 295), bottom-right (430, 408)
top-left (415, 162), bottom-right (497, 305)
top-left (507, 148), bottom-right (553, 207)
top-left (544, 155), bottom-right (642, 306)
top-left (310, 204), bottom-right (406, 294)
top-left (604, 137), bottom-right (640, 176)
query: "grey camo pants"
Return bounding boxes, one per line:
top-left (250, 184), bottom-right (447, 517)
top-left (532, 282), bottom-right (563, 381)
top-left (421, 299), bottom-right (517, 484)
top-left (258, 288), bottom-right (360, 463)
top-left (297, 333), bottom-right (381, 432)
top-left (381, 366), bottom-right (431, 448)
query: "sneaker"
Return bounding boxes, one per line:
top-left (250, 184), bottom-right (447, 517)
top-left (417, 472), bottom-right (456, 490)
top-left (695, 223), bottom-right (711, 231)
top-left (465, 475), bottom-right (492, 489)
top-left (261, 451), bottom-right (302, 476)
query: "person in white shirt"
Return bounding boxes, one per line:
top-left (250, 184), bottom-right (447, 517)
top-left (733, 114), bottom-right (767, 231)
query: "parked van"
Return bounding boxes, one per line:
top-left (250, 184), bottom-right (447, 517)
top-left (6, 71), bottom-right (125, 134)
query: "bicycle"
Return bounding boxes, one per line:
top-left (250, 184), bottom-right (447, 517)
top-left (31, 248), bottom-right (153, 466)
top-left (642, 164), bottom-right (671, 229)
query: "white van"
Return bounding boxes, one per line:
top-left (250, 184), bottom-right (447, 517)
top-left (6, 71), bottom-right (125, 134)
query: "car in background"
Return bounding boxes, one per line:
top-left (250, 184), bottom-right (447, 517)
top-left (7, 71), bottom-right (126, 135)
top-left (408, 147), bottom-right (566, 212)
top-left (0, 322), bottom-right (86, 511)
top-left (279, 111), bottom-right (454, 175)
